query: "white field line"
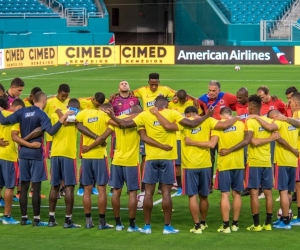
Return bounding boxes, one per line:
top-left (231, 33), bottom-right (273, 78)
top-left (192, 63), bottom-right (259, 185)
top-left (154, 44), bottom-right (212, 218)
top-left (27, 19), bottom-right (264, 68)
top-left (10, 192), bottom-right (178, 210)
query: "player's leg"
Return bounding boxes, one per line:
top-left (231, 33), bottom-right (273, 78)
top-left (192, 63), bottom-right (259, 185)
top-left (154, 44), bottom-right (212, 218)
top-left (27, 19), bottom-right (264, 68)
top-left (262, 167), bottom-right (273, 230)
top-left (231, 169), bottom-right (244, 231)
top-left (291, 160), bottom-right (300, 225)
top-left (175, 140), bottom-right (182, 196)
top-left (139, 140), bottom-right (146, 193)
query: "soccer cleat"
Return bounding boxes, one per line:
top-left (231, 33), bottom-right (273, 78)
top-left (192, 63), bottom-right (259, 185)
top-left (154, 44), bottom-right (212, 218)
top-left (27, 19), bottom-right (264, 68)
top-left (231, 225), bottom-right (239, 232)
top-left (190, 227), bottom-right (202, 234)
top-left (127, 225), bottom-right (141, 232)
top-left (273, 221), bottom-right (292, 229)
top-left (59, 188), bottom-right (65, 197)
top-left (64, 222), bottom-right (81, 228)
top-left (116, 225), bottom-right (125, 231)
top-left (15, 193), bottom-right (20, 199)
top-left (175, 188), bottom-right (182, 196)
top-left (275, 196), bottom-right (280, 202)
top-left (2, 216), bottom-right (20, 225)
top-left (200, 223), bottom-right (208, 230)
top-left (217, 225), bottom-right (231, 233)
top-left (77, 188), bottom-right (84, 196)
top-left (163, 225), bottom-right (179, 234)
top-left (92, 187), bottom-right (99, 195)
top-left (262, 224), bottom-right (272, 231)
top-left (28, 192), bottom-right (46, 199)
top-left (48, 221), bottom-right (58, 227)
top-left (108, 192), bottom-right (113, 197)
top-left (85, 223), bottom-right (94, 229)
top-left (98, 223), bottom-right (114, 230)
top-left (0, 198), bottom-right (5, 207)
top-left (140, 225), bottom-right (152, 234)
top-left (241, 189), bottom-right (250, 196)
top-left (13, 195), bottom-right (19, 202)
top-left (171, 183), bottom-right (178, 191)
top-left (258, 193), bottom-right (265, 199)
top-left (157, 189), bottom-right (162, 195)
top-left (290, 218), bottom-right (300, 226)
top-left (21, 218), bottom-right (32, 225)
top-left (33, 220), bottom-right (49, 227)
top-left (247, 224), bottom-right (262, 232)
top-left (272, 219), bottom-right (281, 226)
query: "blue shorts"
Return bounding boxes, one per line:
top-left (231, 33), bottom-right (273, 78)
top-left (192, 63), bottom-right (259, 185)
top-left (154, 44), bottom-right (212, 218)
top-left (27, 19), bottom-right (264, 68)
top-left (214, 169), bottom-right (244, 192)
top-left (274, 165), bottom-right (296, 192)
top-left (19, 158), bottom-right (47, 182)
top-left (110, 165), bottom-right (140, 191)
top-left (0, 160), bottom-right (18, 188)
top-left (50, 156), bottom-right (77, 186)
top-left (182, 168), bottom-right (211, 197)
top-left (110, 133), bottom-right (116, 159)
top-left (140, 140), bottom-right (146, 156)
top-left (81, 158), bottom-right (109, 186)
top-left (245, 166), bottom-right (273, 189)
top-left (175, 140), bottom-right (181, 166)
top-left (143, 160), bottom-right (175, 185)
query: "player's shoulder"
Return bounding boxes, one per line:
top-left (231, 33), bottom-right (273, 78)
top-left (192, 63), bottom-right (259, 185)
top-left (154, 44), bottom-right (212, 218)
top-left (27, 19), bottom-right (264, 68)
top-left (78, 97), bottom-right (91, 101)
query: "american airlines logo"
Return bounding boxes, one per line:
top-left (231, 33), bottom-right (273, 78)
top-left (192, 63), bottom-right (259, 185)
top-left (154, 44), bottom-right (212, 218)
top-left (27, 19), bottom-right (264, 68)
top-left (272, 47), bottom-right (290, 64)
top-left (191, 127), bottom-right (201, 134)
top-left (88, 117), bottom-right (98, 123)
top-left (224, 126), bottom-right (236, 133)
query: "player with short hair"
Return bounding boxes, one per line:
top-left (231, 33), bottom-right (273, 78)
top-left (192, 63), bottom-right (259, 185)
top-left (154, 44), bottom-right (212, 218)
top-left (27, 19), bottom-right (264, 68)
top-left (78, 92), bottom-right (109, 110)
top-left (76, 92), bottom-right (113, 230)
top-left (0, 99), bottom-right (25, 224)
top-left (6, 78), bottom-right (25, 106)
top-left (0, 91), bottom-right (72, 226)
top-left (284, 86), bottom-right (298, 118)
top-left (23, 87), bottom-right (42, 107)
top-left (257, 86), bottom-right (285, 116)
top-left (48, 98), bottom-right (81, 228)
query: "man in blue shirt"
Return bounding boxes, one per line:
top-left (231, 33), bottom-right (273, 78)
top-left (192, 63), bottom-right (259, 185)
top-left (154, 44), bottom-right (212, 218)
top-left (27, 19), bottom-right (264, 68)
top-left (0, 91), bottom-right (73, 226)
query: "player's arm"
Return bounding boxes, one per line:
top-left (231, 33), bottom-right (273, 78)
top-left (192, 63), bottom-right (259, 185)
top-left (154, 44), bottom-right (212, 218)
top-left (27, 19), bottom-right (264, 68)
top-left (149, 107), bottom-right (179, 131)
top-left (251, 131), bottom-right (280, 146)
top-left (248, 115), bottom-right (278, 131)
top-left (0, 138), bottom-right (9, 147)
top-left (214, 117), bottom-right (241, 130)
top-left (82, 128), bottom-right (114, 153)
top-left (44, 111), bottom-right (73, 135)
top-left (179, 108), bottom-right (215, 128)
top-left (276, 137), bottom-right (299, 157)
top-left (138, 129), bottom-right (172, 151)
top-left (273, 113), bottom-right (300, 128)
top-left (11, 130), bottom-right (41, 149)
top-left (105, 109), bottom-right (137, 128)
top-left (219, 131), bottom-right (252, 156)
top-left (76, 122), bottom-right (98, 139)
top-left (55, 109), bottom-right (75, 126)
top-left (23, 127), bottom-right (43, 141)
top-left (108, 113), bottom-right (139, 127)
top-left (0, 109), bottom-right (21, 125)
top-left (184, 135), bottom-right (219, 149)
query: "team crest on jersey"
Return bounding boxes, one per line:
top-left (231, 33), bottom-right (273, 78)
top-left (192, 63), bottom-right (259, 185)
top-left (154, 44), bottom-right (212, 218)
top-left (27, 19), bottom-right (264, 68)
top-left (129, 101), bottom-right (134, 106)
top-left (288, 125), bottom-right (297, 131)
top-left (25, 112), bottom-right (35, 118)
top-left (191, 127), bottom-right (201, 134)
top-left (269, 106), bottom-right (274, 110)
top-left (153, 121), bottom-right (160, 126)
top-left (219, 99), bottom-right (224, 105)
top-left (258, 127), bottom-right (265, 132)
top-left (88, 117), bottom-right (98, 123)
top-left (224, 126), bottom-right (236, 133)
top-left (147, 101), bottom-right (155, 107)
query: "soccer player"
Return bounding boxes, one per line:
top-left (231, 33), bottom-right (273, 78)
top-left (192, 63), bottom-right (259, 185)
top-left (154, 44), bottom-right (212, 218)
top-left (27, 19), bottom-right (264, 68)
top-left (168, 89), bottom-right (202, 196)
top-left (106, 96), bottom-right (217, 234)
top-left (180, 107), bottom-right (242, 234)
top-left (0, 91), bottom-right (73, 226)
top-left (284, 86), bottom-right (298, 118)
top-left (257, 86), bottom-right (285, 116)
top-left (48, 98), bottom-right (81, 228)
top-left (250, 109), bottom-right (299, 229)
top-left (0, 99), bottom-right (25, 224)
top-left (198, 80), bottom-right (237, 191)
top-left (5, 78), bottom-right (25, 106)
top-left (81, 105), bottom-right (172, 232)
top-left (78, 92), bottom-right (109, 110)
top-left (23, 87), bottom-right (42, 107)
top-left (76, 92), bottom-right (113, 230)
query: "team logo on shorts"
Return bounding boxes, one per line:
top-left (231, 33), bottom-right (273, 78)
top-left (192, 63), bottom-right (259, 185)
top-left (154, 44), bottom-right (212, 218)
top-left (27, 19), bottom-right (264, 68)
top-left (153, 121), bottom-right (160, 126)
top-left (25, 111), bottom-right (35, 118)
top-left (224, 126), bottom-right (236, 133)
top-left (88, 117), bottom-right (98, 123)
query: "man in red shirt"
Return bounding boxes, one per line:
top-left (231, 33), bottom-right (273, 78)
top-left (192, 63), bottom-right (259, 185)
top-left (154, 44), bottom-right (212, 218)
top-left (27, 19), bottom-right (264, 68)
top-left (257, 86), bottom-right (285, 116)
top-left (236, 87), bottom-right (249, 122)
top-left (198, 80), bottom-right (237, 191)
top-left (285, 86), bottom-right (298, 118)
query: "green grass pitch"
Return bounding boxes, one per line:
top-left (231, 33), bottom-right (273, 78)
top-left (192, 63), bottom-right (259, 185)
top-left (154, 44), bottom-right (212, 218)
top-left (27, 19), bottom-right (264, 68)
top-left (0, 64), bottom-right (300, 250)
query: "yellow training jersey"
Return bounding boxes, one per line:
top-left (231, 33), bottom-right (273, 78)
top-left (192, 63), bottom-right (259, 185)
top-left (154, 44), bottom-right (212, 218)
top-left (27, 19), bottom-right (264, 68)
top-left (133, 109), bottom-right (184, 160)
top-left (133, 86), bottom-right (175, 111)
top-left (274, 120), bottom-right (298, 167)
top-left (211, 120), bottom-right (245, 171)
top-left (50, 110), bottom-right (77, 159)
top-left (181, 117), bottom-right (218, 169)
top-left (0, 110), bottom-right (18, 162)
top-left (76, 109), bottom-right (110, 159)
top-left (78, 97), bottom-right (109, 110)
top-left (23, 98), bottom-right (32, 107)
top-left (246, 116), bottom-right (273, 167)
top-left (292, 110), bottom-right (300, 151)
top-left (44, 96), bottom-right (69, 142)
top-left (110, 114), bottom-right (140, 166)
